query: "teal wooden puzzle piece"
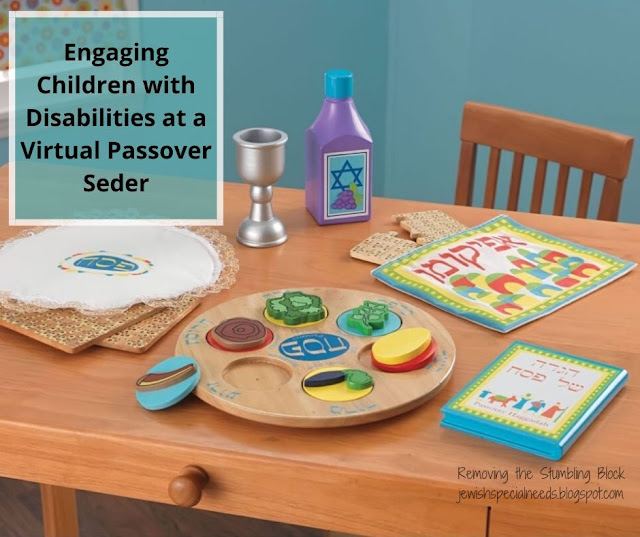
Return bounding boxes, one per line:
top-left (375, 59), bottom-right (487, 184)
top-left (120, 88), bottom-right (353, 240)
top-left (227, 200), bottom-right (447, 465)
top-left (265, 291), bottom-right (326, 325)
top-left (346, 300), bottom-right (389, 336)
top-left (135, 356), bottom-right (200, 411)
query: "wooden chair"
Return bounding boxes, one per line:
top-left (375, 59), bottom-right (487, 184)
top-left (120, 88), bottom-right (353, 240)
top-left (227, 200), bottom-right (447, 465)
top-left (454, 102), bottom-right (634, 221)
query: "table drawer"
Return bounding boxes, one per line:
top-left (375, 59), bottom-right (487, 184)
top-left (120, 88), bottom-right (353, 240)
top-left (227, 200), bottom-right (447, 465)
top-left (0, 426), bottom-right (486, 537)
top-left (193, 463), bottom-right (487, 537)
top-left (491, 503), bottom-right (639, 537)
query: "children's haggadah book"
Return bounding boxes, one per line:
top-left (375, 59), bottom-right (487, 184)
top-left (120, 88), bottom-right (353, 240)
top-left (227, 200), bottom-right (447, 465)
top-left (441, 342), bottom-right (628, 460)
top-left (372, 215), bottom-right (635, 332)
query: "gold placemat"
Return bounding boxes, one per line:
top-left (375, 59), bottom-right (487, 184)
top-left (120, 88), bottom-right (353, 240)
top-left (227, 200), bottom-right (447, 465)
top-left (0, 303), bottom-right (160, 354)
top-left (98, 298), bottom-right (202, 353)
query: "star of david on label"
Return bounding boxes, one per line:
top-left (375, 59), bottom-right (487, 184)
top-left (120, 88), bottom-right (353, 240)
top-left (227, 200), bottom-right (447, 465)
top-left (330, 159), bottom-right (363, 191)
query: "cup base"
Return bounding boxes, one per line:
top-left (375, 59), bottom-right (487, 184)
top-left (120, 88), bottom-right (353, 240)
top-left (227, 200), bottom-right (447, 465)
top-left (237, 217), bottom-right (287, 248)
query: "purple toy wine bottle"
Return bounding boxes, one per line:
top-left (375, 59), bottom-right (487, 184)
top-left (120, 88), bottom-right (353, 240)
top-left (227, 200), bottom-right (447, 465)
top-left (305, 70), bottom-right (373, 225)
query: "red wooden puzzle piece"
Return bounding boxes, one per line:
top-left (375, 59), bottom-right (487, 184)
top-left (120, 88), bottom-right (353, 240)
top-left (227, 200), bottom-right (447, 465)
top-left (371, 338), bottom-right (438, 373)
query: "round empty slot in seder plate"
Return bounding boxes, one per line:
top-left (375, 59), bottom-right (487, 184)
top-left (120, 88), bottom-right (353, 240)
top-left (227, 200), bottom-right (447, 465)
top-left (223, 357), bottom-right (293, 391)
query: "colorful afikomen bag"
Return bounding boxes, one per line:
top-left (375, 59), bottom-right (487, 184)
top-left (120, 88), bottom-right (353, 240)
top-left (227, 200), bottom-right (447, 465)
top-left (373, 215), bottom-right (635, 332)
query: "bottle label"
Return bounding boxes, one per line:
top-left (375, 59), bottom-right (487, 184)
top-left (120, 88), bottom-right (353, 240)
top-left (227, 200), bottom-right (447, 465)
top-left (324, 149), bottom-right (369, 220)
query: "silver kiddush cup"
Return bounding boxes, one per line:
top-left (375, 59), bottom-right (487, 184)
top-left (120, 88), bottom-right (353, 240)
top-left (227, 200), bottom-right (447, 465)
top-left (233, 128), bottom-right (288, 248)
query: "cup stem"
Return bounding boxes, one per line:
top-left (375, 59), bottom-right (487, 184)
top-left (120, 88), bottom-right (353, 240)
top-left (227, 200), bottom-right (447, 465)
top-left (234, 128), bottom-right (288, 248)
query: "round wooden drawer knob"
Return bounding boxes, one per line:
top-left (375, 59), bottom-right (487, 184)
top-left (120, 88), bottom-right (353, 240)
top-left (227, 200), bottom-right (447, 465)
top-left (168, 465), bottom-right (209, 507)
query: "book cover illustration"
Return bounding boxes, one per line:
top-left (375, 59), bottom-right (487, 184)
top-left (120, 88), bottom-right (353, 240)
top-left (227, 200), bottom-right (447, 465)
top-left (441, 342), bottom-right (628, 459)
top-left (372, 215), bottom-right (635, 332)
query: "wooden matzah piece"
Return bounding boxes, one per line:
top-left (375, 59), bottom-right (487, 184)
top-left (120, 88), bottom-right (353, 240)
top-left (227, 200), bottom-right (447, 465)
top-left (98, 298), bottom-right (202, 353)
top-left (350, 231), bottom-right (419, 265)
top-left (0, 303), bottom-right (160, 354)
top-left (394, 210), bottom-right (468, 245)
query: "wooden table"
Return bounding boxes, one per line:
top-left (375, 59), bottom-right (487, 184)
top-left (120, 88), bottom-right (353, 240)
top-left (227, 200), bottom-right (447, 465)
top-left (1, 168), bottom-right (638, 537)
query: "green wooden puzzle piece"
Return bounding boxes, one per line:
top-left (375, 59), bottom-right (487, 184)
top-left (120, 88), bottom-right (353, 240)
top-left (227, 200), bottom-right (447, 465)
top-left (344, 369), bottom-right (374, 390)
top-left (266, 291), bottom-right (326, 326)
top-left (346, 301), bottom-right (390, 335)
top-left (267, 297), bottom-right (288, 314)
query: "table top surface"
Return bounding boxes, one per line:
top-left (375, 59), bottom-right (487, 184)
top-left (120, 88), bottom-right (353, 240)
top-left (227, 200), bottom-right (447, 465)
top-left (1, 167), bottom-right (639, 509)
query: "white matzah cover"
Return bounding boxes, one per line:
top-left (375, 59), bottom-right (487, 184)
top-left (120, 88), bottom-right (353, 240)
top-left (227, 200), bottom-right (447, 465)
top-left (0, 226), bottom-right (237, 313)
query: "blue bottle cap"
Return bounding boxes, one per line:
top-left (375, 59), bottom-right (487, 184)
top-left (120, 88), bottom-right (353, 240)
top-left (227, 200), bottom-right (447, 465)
top-left (325, 69), bottom-right (353, 99)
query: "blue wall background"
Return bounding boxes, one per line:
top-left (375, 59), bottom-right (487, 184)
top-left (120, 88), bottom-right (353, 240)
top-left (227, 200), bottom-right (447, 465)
top-left (385, 0), bottom-right (640, 222)
top-left (4, 0), bottom-right (640, 222)
top-left (144, 0), bottom-right (390, 196)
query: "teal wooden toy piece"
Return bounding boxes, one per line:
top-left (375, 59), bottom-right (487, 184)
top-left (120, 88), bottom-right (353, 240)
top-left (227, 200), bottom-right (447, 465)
top-left (346, 300), bottom-right (389, 335)
top-left (135, 356), bottom-right (200, 411)
top-left (265, 291), bottom-right (326, 326)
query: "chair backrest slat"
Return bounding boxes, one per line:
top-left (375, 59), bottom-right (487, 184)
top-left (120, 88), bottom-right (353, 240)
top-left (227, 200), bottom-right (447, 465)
top-left (456, 102), bottom-right (634, 221)
top-left (553, 164), bottom-right (570, 216)
top-left (530, 159), bottom-right (548, 213)
top-left (506, 152), bottom-right (525, 211)
top-left (576, 170), bottom-right (594, 218)
top-left (483, 147), bottom-right (501, 208)
top-left (455, 140), bottom-right (477, 206)
top-left (598, 177), bottom-right (624, 221)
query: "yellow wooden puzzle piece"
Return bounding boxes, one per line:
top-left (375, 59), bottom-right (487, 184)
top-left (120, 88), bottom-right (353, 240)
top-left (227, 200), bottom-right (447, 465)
top-left (372, 327), bottom-right (431, 365)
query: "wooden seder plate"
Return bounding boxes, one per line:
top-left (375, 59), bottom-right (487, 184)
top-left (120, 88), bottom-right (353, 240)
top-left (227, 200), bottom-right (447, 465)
top-left (175, 287), bottom-right (456, 428)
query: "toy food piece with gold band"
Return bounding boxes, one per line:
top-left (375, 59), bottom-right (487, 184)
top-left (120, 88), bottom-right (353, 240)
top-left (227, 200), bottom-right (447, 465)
top-left (136, 363), bottom-right (197, 392)
top-left (135, 356), bottom-right (200, 411)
